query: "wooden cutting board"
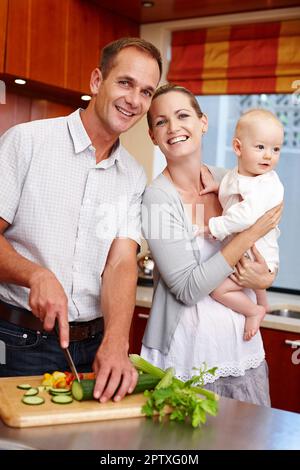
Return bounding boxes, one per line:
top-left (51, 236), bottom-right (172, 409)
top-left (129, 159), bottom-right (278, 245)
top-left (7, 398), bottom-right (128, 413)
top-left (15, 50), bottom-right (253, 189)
top-left (0, 376), bottom-right (152, 428)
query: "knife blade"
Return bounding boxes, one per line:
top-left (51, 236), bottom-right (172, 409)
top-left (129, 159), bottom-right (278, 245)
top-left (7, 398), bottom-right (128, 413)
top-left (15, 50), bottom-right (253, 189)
top-left (54, 320), bottom-right (81, 383)
top-left (62, 346), bottom-right (81, 383)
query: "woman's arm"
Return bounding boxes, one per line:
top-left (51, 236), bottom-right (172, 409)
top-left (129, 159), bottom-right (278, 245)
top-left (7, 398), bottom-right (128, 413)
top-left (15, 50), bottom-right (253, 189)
top-left (142, 187), bottom-right (234, 306)
top-left (142, 187), bottom-right (282, 306)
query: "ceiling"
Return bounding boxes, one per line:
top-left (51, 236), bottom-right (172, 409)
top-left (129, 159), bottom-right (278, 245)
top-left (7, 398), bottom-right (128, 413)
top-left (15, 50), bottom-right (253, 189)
top-left (92, 0), bottom-right (300, 24)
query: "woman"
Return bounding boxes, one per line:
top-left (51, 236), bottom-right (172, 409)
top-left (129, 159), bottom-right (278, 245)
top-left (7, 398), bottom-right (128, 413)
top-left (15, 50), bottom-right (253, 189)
top-left (141, 84), bottom-right (282, 406)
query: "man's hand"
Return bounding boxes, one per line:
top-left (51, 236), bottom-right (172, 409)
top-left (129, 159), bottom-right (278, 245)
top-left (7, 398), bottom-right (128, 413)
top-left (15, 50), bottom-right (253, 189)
top-left (92, 238), bottom-right (139, 402)
top-left (28, 269), bottom-right (69, 348)
top-left (92, 339), bottom-right (138, 403)
top-left (199, 165), bottom-right (219, 195)
top-left (230, 245), bottom-right (275, 289)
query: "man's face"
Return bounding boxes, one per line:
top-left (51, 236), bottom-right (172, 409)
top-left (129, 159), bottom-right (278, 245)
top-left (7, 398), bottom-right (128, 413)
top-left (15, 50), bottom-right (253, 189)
top-left (91, 47), bottom-right (160, 137)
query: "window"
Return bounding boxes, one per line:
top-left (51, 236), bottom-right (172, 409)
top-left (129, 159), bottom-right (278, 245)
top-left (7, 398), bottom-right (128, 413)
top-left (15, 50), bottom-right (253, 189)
top-left (153, 93), bottom-right (300, 291)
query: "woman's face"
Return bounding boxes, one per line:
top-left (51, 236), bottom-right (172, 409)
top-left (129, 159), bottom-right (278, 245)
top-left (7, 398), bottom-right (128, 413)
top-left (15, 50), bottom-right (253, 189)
top-left (148, 91), bottom-right (207, 162)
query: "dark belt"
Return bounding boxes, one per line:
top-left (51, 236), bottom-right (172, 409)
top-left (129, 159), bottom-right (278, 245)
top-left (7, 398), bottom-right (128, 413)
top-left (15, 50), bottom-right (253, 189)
top-left (0, 300), bottom-right (104, 342)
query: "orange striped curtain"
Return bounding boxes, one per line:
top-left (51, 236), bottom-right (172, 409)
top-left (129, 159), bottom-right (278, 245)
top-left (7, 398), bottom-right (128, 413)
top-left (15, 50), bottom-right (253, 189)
top-left (167, 20), bottom-right (300, 94)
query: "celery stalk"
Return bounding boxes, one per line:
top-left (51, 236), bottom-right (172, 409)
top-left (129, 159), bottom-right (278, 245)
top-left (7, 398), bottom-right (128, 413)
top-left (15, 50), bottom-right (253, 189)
top-left (129, 354), bottom-right (219, 401)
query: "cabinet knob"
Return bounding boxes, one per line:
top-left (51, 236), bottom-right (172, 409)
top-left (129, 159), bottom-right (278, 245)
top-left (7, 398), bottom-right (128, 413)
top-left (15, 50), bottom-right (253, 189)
top-left (284, 339), bottom-right (300, 347)
top-left (137, 313), bottom-right (149, 319)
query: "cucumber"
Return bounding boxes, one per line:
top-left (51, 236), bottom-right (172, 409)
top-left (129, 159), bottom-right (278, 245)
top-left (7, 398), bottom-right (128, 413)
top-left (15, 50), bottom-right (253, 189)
top-left (17, 384), bottom-right (32, 390)
top-left (51, 395), bottom-right (73, 404)
top-left (22, 396), bottom-right (45, 405)
top-left (72, 379), bottom-right (95, 401)
top-left (71, 374), bottom-right (161, 401)
top-left (132, 373), bottom-right (160, 394)
top-left (48, 387), bottom-right (70, 395)
top-left (24, 387), bottom-right (39, 396)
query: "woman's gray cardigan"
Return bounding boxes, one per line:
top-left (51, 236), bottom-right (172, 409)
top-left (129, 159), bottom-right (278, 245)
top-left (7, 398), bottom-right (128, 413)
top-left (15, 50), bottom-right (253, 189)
top-left (141, 166), bottom-right (234, 354)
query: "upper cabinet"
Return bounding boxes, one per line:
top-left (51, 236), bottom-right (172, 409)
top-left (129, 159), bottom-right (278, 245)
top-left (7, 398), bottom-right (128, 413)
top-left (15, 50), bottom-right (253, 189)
top-left (0, 0), bottom-right (8, 73)
top-left (4, 0), bottom-right (139, 93)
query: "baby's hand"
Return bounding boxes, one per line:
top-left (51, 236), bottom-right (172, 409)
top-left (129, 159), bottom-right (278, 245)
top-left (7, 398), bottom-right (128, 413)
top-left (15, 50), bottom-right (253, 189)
top-left (199, 165), bottom-right (219, 195)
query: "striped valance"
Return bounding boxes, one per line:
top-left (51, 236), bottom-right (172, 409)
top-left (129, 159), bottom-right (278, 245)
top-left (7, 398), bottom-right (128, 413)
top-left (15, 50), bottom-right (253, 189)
top-left (167, 20), bottom-right (300, 94)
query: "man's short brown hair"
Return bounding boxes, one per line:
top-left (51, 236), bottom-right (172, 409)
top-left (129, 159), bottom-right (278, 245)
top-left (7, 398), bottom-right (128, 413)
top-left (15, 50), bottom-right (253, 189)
top-left (100, 37), bottom-right (162, 80)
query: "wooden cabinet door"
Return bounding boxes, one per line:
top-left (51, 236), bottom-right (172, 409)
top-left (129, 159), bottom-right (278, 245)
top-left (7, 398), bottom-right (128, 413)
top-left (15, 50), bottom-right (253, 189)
top-left (5, 0), bottom-right (68, 86)
top-left (261, 327), bottom-right (300, 413)
top-left (129, 307), bottom-right (150, 354)
top-left (4, 0), bottom-right (139, 93)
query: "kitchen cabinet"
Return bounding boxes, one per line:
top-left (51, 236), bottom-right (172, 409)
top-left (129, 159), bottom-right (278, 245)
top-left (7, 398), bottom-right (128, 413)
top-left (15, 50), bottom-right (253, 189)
top-left (129, 305), bottom-right (300, 414)
top-left (4, 0), bottom-right (139, 93)
top-left (0, 91), bottom-right (75, 135)
top-left (129, 306), bottom-right (150, 354)
top-left (261, 327), bottom-right (300, 413)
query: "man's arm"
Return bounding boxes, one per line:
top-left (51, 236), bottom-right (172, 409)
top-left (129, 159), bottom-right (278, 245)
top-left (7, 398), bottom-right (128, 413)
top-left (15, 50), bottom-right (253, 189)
top-left (0, 218), bottom-right (69, 347)
top-left (93, 237), bottom-right (139, 403)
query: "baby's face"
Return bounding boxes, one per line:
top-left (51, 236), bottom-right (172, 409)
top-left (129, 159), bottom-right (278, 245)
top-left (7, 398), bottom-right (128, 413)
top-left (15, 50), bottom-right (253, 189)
top-left (235, 118), bottom-right (284, 177)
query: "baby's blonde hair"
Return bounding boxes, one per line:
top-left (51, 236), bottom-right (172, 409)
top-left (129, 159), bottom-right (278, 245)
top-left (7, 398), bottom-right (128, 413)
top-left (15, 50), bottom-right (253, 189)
top-left (235, 108), bottom-right (284, 139)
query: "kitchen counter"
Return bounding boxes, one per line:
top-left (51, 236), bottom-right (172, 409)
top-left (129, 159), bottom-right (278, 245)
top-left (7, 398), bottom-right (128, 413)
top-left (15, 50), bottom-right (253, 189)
top-left (136, 286), bottom-right (300, 334)
top-left (0, 396), bottom-right (299, 450)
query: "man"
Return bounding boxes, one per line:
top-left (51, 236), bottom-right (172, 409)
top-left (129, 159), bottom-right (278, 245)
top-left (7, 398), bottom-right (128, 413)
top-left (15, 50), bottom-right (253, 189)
top-left (0, 38), bottom-right (162, 402)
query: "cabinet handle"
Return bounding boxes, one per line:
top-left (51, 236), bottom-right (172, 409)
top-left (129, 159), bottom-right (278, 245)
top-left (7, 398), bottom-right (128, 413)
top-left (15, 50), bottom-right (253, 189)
top-left (285, 339), bottom-right (300, 347)
top-left (137, 313), bottom-right (149, 319)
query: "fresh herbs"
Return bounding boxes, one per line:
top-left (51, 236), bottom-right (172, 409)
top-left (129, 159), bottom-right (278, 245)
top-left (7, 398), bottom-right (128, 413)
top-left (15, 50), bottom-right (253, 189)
top-left (129, 354), bottom-right (219, 428)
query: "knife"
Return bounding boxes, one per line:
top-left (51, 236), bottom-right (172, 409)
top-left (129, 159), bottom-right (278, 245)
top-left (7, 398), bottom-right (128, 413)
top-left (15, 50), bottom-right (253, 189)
top-left (54, 320), bottom-right (81, 383)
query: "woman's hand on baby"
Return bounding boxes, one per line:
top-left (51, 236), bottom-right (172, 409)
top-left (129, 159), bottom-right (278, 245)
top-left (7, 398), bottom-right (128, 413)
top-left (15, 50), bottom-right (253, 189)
top-left (247, 202), bottom-right (283, 241)
top-left (230, 245), bottom-right (275, 289)
top-left (199, 165), bottom-right (219, 195)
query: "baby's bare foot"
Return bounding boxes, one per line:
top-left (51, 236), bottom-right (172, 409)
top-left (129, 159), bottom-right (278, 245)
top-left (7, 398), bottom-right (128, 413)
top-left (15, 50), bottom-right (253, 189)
top-left (243, 306), bottom-right (266, 341)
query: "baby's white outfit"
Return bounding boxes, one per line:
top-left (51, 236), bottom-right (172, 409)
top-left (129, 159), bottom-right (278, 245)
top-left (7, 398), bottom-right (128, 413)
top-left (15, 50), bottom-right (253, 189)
top-left (209, 168), bottom-right (284, 273)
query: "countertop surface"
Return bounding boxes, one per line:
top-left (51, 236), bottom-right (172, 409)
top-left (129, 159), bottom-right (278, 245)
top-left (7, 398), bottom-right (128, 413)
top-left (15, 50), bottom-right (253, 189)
top-left (0, 396), bottom-right (300, 450)
top-left (136, 287), bottom-right (300, 334)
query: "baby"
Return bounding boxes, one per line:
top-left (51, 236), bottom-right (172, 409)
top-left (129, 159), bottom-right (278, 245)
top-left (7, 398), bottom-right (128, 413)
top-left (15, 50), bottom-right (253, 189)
top-left (208, 109), bottom-right (284, 341)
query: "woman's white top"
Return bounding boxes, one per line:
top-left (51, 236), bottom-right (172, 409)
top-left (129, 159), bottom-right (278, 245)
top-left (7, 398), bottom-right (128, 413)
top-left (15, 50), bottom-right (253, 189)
top-left (208, 168), bottom-right (284, 273)
top-left (141, 235), bottom-right (265, 384)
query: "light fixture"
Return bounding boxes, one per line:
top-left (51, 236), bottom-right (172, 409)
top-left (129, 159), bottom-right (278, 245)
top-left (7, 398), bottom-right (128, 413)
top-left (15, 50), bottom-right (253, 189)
top-left (142, 1), bottom-right (154, 7)
top-left (81, 95), bottom-right (91, 101)
top-left (14, 78), bottom-right (26, 85)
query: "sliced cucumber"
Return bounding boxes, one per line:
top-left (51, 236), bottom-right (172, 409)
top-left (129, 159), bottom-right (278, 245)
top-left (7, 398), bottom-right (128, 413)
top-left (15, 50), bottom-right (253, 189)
top-left (22, 396), bottom-right (45, 405)
top-left (51, 394), bottom-right (73, 404)
top-left (48, 387), bottom-right (71, 395)
top-left (17, 383), bottom-right (32, 390)
top-left (49, 390), bottom-right (72, 396)
top-left (24, 387), bottom-right (39, 396)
